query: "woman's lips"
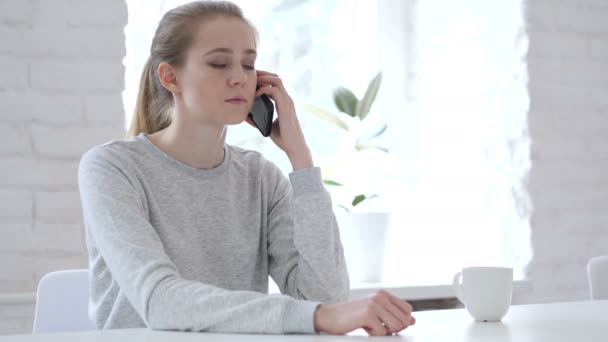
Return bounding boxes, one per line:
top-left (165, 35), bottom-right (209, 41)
top-left (225, 98), bottom-right (247, 104)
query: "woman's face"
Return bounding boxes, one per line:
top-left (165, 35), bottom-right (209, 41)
top-left (176, 16), bottom-right (257, 126)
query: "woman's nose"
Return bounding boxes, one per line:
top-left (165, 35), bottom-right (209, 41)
top-left (228, 67), bottom-right (248, 86)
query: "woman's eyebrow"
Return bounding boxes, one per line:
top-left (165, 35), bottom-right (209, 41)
top-left (204, 48), bottom-right (257, 56)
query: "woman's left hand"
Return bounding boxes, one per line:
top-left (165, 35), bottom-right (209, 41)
top-left (245, 70), bottom-right (313, 170)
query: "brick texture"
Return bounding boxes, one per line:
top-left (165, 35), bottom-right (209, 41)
top-left (0, 0), bottom-right (126, 335)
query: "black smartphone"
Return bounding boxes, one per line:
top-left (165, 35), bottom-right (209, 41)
top-left (248, 85), bottom-right (274, 137)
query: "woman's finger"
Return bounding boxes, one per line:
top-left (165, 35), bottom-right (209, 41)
top-left (256, 70), bottom-right (278, 77)
top-left (256, 75), bottom-right (284, 90)
top-left (373, 303), bottom-right (405, 334)
top-left (372, 292), bottom-right (409, 330)
top-left (382, 301), bottom-right (410, 330)
top-left (386, 295), bottom-right (415, 329)
top-left (363, 315), bottom-right (388, 336)
top-left (255, 85), bottom-right (281, 100)
top-left (388, 295), bottom-right (413, 316)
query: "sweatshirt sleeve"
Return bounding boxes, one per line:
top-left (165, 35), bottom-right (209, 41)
top-left (265, 164), bottom-right (350, 303)
top-left (78, 147), bottom-right (320, 334)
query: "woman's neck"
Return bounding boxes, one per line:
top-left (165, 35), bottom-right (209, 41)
top-left (148, 120), bottom-right (227, 170)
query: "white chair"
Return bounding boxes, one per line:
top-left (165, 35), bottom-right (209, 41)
top-left (33, 269), bottom-right (96, 333)
top-left (587, 256), bottom-right (608, 300)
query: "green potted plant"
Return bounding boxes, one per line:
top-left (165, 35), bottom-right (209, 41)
top-left (303, 71), bottom-right (387, 212)
top-left (304, 71), bottom-right (391, 283)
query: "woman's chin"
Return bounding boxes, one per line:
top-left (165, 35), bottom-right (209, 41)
top-left (224, 112), bottom-right (250, 126)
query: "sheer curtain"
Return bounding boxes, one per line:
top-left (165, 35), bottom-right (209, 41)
top-left (379, 0), bottom-right (531, 285)
top-left (123, 0), bottom-right (531, 288)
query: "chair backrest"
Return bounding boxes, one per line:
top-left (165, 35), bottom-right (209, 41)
top-left (33, 269), bottom-right (96, 334)
top-left (588, 256), bottom-right (608, 300)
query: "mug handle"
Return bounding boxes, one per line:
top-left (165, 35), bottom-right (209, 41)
top-left (452, 271), bottom-right (465, 303)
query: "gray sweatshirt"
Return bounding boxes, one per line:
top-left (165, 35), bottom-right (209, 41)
top-left (77, 133), bottom-right (349, 334)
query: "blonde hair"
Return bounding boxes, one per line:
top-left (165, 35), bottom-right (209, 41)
top-left (126, 1), bottom-right (258, 138)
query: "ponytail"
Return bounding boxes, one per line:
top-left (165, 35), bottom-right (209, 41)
top-left (126, 56), bottom-right (172, 138)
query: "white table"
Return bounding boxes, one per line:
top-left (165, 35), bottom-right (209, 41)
top-left (3, 300), bottom-right (607, 341)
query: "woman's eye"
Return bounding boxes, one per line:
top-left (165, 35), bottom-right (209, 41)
top-left (208, 63), bottom-right (254, 70)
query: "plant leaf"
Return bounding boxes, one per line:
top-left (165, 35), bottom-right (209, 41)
top-left (352, 194), bottom-right (379, 207)
top-left (355, 72), bottom-right (382, 120)
top-left (301, 104), bottom-right (349, 131)
top-left (369, 124), bottom-right (388, 140)
top-left (323, 179), bottom-right (344, 186)
top-left (338, 204), bottom-right (350, 213)
top-left (333, 87), bottom-right (358, 117)
top-left (351, 194), bottom-right (367, 207)
top-left (354, 143), bottom-right (389, 153)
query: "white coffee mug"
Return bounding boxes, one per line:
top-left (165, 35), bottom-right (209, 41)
top-left (452, 267), bottom-right (513, 322)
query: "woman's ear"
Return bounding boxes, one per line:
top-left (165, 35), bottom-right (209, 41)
top-left (157, 62), bottom-right (180, 94)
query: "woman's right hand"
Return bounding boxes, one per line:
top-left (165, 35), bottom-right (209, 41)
top-left (313, 290), bottom-right (416, 336)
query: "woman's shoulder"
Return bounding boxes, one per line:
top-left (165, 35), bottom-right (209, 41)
top-left (79, 135), bottom-right (145, 172)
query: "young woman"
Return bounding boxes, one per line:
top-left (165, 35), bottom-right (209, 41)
top-left (78, 0), bottom-right (415, 336)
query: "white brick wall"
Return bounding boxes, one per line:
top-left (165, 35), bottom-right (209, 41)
top-left (0, 0), bottom-right (127, 335)
top-left (523, 0), bottom-right (608, 303)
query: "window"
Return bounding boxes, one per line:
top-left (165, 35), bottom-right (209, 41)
top-left (383, 0), bottom-right (531, 286)
top-left (124, 0), bottom-right (531, 289)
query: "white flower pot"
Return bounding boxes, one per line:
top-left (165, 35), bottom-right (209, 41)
top-left (337, 212), bottom-right (390, 284)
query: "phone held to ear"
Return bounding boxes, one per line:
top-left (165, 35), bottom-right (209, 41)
top-left (248, 85), bottom-right (274, 137)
